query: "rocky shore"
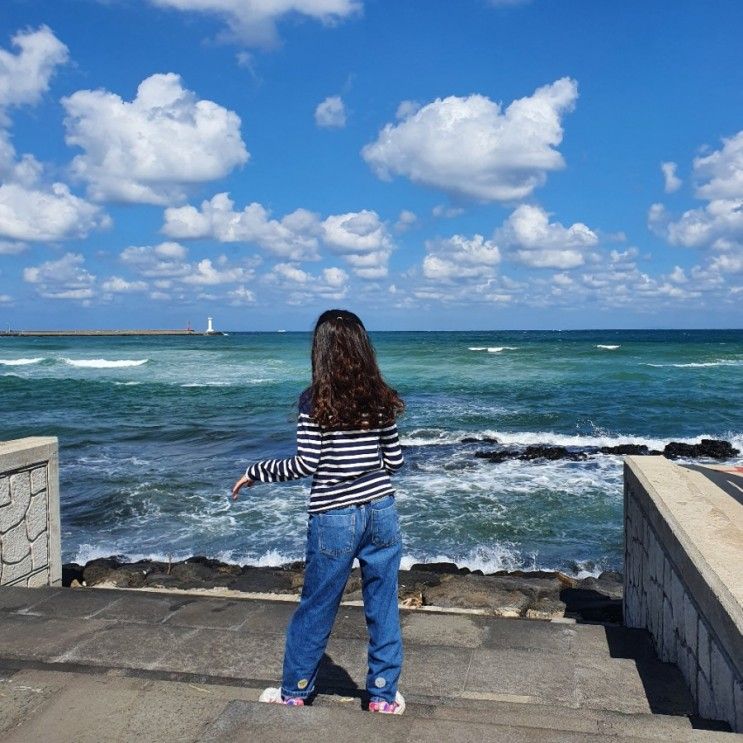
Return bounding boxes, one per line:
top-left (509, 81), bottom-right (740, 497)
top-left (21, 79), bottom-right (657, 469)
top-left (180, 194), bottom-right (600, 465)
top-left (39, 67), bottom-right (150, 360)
top-left (62, 557), bottom-right (624, 623)
top-left (465, 437), bottom-right (739, 463)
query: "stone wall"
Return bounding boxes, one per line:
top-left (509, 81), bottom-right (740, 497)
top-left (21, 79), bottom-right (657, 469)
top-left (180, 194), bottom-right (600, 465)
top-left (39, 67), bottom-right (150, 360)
top-left (624, 456), bottom-right (742, 732)
top-left (0, 437), bottom-right (61, 587)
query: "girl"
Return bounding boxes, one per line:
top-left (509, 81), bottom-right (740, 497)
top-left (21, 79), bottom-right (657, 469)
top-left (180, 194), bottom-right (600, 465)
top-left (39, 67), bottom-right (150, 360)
top-left (231, 309), bottom-right (406, 714)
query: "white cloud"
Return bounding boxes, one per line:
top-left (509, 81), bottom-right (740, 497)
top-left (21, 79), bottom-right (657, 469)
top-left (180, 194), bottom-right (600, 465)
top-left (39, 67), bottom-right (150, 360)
top-left (0, 30), bottom-right (106, 243)
top-left (163, 193), bottom-right (320, 259)
top-left (120, 241), bottom-right (254, 288)
top-left (62, 73), bottom-right (249, 204)
top-left (101, 276), bottom-right (148, 293)
top-left (322, 209), bottom-right (393, 277)
top-left (182, 257), bottom-right (250, 285)
top-left (362, 77), bottom-right (578, 202)
top-left (322, 266), bottom-right (347, 287)
top-left (432, 204), bottom-right (464, 219)
top-left (394, 209), bottom-right (417, 232)
top-left (268, 261), bottom-right (348, 301)
top-left (650, 131), bottom-right (743, 248)
top-left (228, 285), bottom-right (256, 305)
top-left (148, 0), bottom-right (361, 47)
top-left (422, 234), bottom-right (501, 282)
top-left (694, 131), bottom-right (743, 200)
top-left (315, 95), bottom-right (346, 128)
top-left (395, 100), bottom-right (420, 120)
top-left (164, 195), bottom-right (394, 278)
top-left (661, 161), bottom-right (681, 193)
top-left (0, 26), bottom-right (68, 112)
top-left (499, 204), bottom-right (598, 269)
top-left (121, 242), bottom-right (192, 277)
top-left (0, 181), bottom-right (107, 241)
top-left (0, 240), bottom-right (26, 254)
top-left (23, 252), bottom-right (96, 300)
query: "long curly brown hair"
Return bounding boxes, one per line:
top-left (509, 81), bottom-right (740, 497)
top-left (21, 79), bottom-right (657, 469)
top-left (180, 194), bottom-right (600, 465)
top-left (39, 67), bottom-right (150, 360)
top-left (304, 309), bottom-right (404, 430)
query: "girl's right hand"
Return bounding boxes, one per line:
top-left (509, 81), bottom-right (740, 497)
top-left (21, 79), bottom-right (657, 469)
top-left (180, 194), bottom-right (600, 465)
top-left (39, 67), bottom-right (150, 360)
top-left (231, 475), bottom-right (254, 500)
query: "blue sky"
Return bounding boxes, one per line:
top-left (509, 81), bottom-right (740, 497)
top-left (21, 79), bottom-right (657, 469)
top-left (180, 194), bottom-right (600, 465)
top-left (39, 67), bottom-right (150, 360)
top-left (1, 0), bottom-right (742, 331)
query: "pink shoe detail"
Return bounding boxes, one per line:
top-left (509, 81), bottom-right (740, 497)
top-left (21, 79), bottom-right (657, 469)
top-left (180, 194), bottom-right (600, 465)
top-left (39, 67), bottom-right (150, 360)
top-left (369, 691), bottom-right (405, 715)
top-left (258, 687), bottom-right (305, 706)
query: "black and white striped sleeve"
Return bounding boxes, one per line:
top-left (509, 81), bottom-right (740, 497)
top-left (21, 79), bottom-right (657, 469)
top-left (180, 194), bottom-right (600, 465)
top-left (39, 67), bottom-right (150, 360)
top-left (245, 413), bottom-right (322, 482)
top-left (380, 423), bottom-right (404, 473)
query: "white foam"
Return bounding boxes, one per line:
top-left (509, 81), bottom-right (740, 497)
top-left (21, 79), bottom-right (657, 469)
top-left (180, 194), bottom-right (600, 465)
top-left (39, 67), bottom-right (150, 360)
top-left (0, 357), bottom-right (44, 365)
top-left (62, 358), bottom-right (149, 368)
top-left (596, 345), bottom-right (620, 350)
top-left (114, 381), bottom-right (142, 386)
top-left (644, 360), bottom-right (743, 368)
top-left (468, 346), bottom-right (518, 352)
top-left (401, 427), bottom-right (743, 454)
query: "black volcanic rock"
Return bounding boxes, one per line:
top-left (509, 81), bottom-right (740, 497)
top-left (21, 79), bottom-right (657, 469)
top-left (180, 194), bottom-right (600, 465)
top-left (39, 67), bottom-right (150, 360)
top-left (409, 561), bottom-right (470, 575)
top-left (473, 437), bottom-right (737, 463)
top-left (664, 438), bottom-right (739, 460)
top-left (598, 444), bottom-right (651, 456)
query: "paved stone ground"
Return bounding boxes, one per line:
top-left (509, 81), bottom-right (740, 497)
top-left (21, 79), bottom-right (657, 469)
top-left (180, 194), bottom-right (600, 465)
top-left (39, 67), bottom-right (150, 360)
top-left (0, 586), bottom-right (738, 742)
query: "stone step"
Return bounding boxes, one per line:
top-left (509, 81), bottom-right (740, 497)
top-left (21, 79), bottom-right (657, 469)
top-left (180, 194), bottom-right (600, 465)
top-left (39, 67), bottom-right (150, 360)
top-left (199, 699), bottom-right (734, 743)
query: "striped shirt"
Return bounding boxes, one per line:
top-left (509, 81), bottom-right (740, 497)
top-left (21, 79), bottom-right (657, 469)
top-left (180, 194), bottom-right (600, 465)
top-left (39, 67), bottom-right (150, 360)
top-left (245, 396), bottom-right (404, 513)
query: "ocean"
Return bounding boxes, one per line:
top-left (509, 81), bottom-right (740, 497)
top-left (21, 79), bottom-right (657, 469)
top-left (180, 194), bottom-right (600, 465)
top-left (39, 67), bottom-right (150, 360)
top-left (1, 329), bottom-right (741, 577)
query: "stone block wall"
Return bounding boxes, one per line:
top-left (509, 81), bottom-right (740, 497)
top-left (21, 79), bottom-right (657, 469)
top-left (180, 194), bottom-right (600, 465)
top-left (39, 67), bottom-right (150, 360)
top-left (624, 456), bottom-right (742, 732)
top-left (0, 437), bottom-right (61, 587)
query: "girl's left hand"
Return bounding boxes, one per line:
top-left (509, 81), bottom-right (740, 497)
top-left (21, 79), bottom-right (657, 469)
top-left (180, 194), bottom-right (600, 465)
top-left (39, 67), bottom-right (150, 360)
top-left (231, 475), bottom-right (255, 500)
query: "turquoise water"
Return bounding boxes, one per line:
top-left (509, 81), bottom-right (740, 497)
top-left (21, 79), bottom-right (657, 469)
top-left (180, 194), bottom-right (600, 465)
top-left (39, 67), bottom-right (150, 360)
top-left (1, 329), bottom-right (741, 576)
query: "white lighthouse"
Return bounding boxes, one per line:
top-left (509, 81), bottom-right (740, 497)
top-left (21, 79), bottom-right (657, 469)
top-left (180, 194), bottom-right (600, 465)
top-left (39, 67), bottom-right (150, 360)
top-left (206, 316), bottom-right (216, 335)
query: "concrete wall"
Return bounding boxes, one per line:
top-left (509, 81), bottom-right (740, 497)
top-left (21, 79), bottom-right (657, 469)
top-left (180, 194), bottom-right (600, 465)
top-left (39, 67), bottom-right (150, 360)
top-left (0, 437), bottom-right (61, 587)
top-left (624, 456), bottom-right (743, 732)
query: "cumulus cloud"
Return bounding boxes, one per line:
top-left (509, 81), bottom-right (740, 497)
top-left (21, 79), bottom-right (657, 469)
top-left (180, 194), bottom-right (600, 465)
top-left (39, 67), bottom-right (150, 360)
top-left (649, 130), bottom-right (743, 291)
top-left (182, 257), bottom-right (250, 285)
top-left (499, 204), bottom-right (598, 269)
top-left (228, 285), bottom-right (256, 305)
top-left (694, 131), bottom-right (743, 200)
top-left (101, 276), bottom-right (148, 293)
top-left (422, 234), bottom-right (501, 282)
top-left (120, 241), bottom-right (255, 291)
top-left (164, 195), bottom-right (395, 278)
top-left (0, 180), bottom-right (108, 241)
top-left (62, 73), bottom-right (249, 204)
top-left (148, 0), bottom-right (361, 48)
top-left (0, 26), bottom-right (68, 112)
top-left (362, 77), bottom-right (578, 202)
top-left (23, 252), bottom-right (96, 300)
top-left (163, 193), bottom-right (320, 259)
top-left (315, 95), bottom-right (346, 128)
top-left (661, 161), bottom-right (682, 193)
top-left (321, 209), bottom-right (393, 278)
top-left (268, 261), bottom-right (348, 302)
top-left (0, 29), bottom-right (106, 242)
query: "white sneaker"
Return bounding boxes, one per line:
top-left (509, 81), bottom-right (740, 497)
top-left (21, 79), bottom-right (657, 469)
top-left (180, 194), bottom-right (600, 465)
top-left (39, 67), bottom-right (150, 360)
top-left (259, 687), bottom-right (305, 706)
top-left (369, 691), bottom-right (405, 715)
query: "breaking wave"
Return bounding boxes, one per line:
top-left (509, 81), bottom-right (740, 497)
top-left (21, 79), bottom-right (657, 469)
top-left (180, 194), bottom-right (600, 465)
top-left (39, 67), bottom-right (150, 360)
top-left (62, 358), bottom-right (149, 369)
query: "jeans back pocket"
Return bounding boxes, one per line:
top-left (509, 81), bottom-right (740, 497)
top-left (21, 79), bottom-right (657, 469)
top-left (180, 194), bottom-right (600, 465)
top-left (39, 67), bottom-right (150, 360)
top-left (318, 510), bottom-right (356, 557)
top-left (371, 502), bottom-right (401, 548)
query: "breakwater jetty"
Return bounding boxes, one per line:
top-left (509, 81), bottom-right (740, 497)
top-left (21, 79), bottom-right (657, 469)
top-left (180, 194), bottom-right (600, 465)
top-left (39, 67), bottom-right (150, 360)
top-left (0, 329), bottom-right (198, 337)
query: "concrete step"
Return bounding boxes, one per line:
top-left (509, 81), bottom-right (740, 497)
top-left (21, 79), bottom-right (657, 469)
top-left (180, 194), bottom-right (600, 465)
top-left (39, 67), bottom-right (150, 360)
top-left (0, 586), bottom-right (722, 737)
top-left (199, 698), bottom-right (737, 743)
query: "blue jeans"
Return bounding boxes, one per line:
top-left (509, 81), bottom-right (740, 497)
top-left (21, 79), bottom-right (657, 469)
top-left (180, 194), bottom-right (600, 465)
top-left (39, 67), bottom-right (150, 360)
top-left (281, 494), bottom-right (403, 703)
